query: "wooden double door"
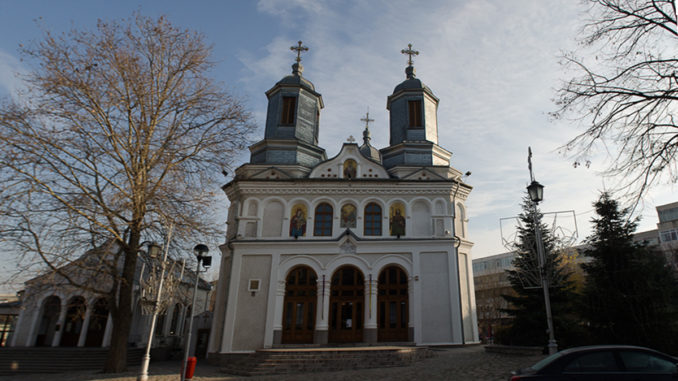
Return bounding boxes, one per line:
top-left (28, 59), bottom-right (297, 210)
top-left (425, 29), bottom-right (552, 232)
top-left (329, 266), bottom-right (364, 343)
top-left (282, 266), bottom-right (317, 344)
top-left (378, 266), bottom-right (409, 342)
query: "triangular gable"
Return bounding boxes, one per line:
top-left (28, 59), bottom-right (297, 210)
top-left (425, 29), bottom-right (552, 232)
top-left (248, 167), bottom-right (294, 180)
top-left (399, 167), bottom-right (447, 181)
top-left (309, 144), bottom-right (390, 179)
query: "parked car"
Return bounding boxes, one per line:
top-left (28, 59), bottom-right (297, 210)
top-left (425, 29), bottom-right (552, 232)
top-left (509, 345), bottom-right (678, 380)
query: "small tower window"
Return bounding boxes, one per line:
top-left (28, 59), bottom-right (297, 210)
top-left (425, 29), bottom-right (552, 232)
top-left (408, 100), bottom-right (422, 128)
top-left (314, 203), bottom-right (333, 236)
top-left (281, 96), bottom-right (296, 125)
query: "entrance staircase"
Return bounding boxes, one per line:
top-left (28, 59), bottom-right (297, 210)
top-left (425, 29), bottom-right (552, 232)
top-left (217, 346), bottom-right (433, 376)
top-left (0, 347), bottom-right (144, 375)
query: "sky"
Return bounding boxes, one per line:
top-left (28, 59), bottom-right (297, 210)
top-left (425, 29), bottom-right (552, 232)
top-left (1, 0), bottom-right (677, 284)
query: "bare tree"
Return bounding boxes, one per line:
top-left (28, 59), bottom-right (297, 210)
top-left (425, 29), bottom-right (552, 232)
top-left (554, 0), bottom-right (678, 211)
top-left (0, 14), bottom-right (253, 372)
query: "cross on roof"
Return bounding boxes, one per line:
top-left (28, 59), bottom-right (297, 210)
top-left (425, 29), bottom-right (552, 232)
top-left (401, 43), bottom-right (419, 66)
top-left (360, 111), bottom-right (374, 129)
top-left (290, 41), bottom-right (309, 64)
top-left (347, 135), bottom-right (356, 143)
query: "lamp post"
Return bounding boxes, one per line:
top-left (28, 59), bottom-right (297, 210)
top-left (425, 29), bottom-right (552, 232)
top-left (137, 240), bottom-right (166, 381)
top-left (180, 244), bottom-right (211, 381)
top-left (527, 147), bottom-right (558, 355)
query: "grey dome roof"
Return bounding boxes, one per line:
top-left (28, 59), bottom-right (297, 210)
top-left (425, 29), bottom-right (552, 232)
top-left (277, 75), bottom-right (315, 91)
top-left (392, 65), bottom-right (433, 95)
top-left (276, 63), bottom-right (315, 91)
top-left (393, 78), bottom-right (432, 94)
top-left (360, 144), bottom-right (381, 163)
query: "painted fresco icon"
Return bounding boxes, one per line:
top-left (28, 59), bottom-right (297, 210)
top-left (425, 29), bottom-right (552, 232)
top-left (289, 204), bottom-right (307, 237)
top-left (340, 204), bottom-right (357, 229)
top-left (390, 203), bottom-right (406, 237)
top-left (343, 159), bottom-right (357, 179)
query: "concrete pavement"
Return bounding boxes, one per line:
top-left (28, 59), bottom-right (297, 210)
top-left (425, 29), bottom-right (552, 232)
top-left (1, 345), bottom-right (545, 381)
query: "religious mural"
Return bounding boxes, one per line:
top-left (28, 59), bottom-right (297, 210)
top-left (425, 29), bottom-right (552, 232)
top-left (289, 204), bottom-right (307, 237)
top-left (340, 204), bottom-right (357, 229)
top-left (389, 203), bottom-right (406, 236)
top-left (343, 159), bottom-right (357, 179)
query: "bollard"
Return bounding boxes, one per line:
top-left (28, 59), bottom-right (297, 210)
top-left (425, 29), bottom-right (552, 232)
top-left (184, 356), bottom-right (197, 380)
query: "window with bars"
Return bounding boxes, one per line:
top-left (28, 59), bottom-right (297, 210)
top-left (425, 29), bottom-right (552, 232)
top-left (408, 100), bottom-right (422, 128)
top-left (314, 203), bottom-right (333, 236)
top-left (364, 203), bottom-right (382, 236)
top-left (281, 96), bottom-right (296, 125)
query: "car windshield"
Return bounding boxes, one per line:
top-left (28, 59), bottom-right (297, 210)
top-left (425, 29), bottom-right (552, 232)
top-left (530, 352), bottom-right (565, 371)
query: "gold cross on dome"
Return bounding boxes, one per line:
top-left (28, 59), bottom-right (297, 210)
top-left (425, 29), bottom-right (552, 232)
top-left (291, 41), bottom-right (309, 64)
top-left (401, 43), bottom-right (419, 66)
top-left (360, 111), bottom-right (374, 128)
top-left (347, 135), bottom-right (356, 143)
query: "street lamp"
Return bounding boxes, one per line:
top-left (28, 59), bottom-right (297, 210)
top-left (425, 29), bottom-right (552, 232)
top-left (180, 244), bottom-right (211, 381)
top-left (137, 241), bottom-right (167, 381)
top-left (527, 147), bottom-right (557, 355)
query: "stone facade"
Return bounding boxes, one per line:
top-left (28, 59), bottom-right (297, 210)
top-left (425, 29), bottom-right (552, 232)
top-left (208, 49), bottom-right (478, 355)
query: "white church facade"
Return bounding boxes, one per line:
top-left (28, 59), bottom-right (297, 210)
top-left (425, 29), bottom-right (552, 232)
top-left (208, 43), bottom-right (478, 355)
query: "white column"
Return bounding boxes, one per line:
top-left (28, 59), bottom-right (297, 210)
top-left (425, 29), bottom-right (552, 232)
top-left (316, 275), bottom-right (330, 331)
top-left (102, 314), bottom-right (113, 347)
top-left (77, 304), bottom-right (93, 347)
top-left (273, 280), bottom-right (286, 332)
top-left (364, 275), bottom-right (378, 330)
top-left (51, 300), bottom-right (68, 347)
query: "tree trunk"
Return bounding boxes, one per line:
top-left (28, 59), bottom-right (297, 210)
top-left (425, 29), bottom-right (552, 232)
top-left (104, 245), bottom-right (139, 373)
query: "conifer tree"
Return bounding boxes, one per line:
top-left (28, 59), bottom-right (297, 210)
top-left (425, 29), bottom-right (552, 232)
top-left (502, 196), bottom-right (580, 348)
top-left (582, 193), bottom-right (678, 353)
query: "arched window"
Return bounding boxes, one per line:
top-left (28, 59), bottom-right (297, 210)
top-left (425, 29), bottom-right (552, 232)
top-left (364, 203), bottom-right (382, 236)
top-left (314, 203), bottom-right (333, 236)
top-left (169, 303), bottom-right (182, 335)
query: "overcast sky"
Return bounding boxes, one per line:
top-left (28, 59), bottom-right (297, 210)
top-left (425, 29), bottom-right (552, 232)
top-left (1, 0), bottom-right (676, 273)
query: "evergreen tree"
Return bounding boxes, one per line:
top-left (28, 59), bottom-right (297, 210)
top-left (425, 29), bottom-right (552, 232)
top-left (501, 196), bottom-right (580, 348)
top-left (582, 193), bottom-right (678, 353)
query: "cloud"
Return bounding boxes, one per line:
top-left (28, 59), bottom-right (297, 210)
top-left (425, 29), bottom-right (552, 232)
top-left (0, 49), bottom-right (27, 101)
top-left (244, 1), bottom-right (669, 258)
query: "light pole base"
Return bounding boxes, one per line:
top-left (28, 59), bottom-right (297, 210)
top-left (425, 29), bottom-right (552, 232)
top-left (137, 353), bottom-right (151, 381)
top-left (547, 340), bottom-right (558, 355)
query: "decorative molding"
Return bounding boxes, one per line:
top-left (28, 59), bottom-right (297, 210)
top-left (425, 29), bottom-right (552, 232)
top-left (339, 241), bottom-right (357, 254)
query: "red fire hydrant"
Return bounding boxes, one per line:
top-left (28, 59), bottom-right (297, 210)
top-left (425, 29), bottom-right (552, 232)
top-left (185, 356), bottom-right (197, 380)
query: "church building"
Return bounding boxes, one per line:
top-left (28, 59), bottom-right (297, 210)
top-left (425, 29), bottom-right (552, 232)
top-left (208, 43), bottom-right (478, 355)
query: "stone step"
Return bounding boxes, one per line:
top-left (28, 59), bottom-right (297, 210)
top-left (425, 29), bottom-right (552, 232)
top-left (219, 346), bottom-right (433, 376)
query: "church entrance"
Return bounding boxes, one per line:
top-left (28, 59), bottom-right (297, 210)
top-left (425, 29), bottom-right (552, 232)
top-left (282, 266), bottom-right (317, 344)
top-left (378, 266), bottom-right (409, 342)
top-left (329, 266), bottom-right (364, 343)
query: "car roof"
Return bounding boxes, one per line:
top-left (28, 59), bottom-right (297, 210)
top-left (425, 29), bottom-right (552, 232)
top-left (558, 345), bottom-right (663, 355)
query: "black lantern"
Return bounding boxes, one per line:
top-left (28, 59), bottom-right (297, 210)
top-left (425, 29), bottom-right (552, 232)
top-left (147, 243), bottom-right (162, 259)
top-left (527, 180), bottom-right (544, 203)
top-left (193, 244), bottom-right (210, 268)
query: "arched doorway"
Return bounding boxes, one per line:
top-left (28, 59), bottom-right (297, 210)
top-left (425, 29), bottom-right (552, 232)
top-left (85, 298), bottom-right (109, 347)
top-left (35, 295), bottom-right (61, 346)
top-left (60, 296), bottom-right (86, 347)
top-left (282, 266), bottom-right (317, 344)
top-left (378, 266), bottom-right (409, 341)
top-left (329, 266), bottom-right (364, 343)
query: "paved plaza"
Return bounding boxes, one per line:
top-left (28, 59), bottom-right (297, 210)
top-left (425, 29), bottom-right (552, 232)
top-left (0, 345), bottom-right (545, 381)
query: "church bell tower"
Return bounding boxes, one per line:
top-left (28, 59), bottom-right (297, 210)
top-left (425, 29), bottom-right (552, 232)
top-left (249, 41), bottom-right (326, 167)
top-left (381, 43), bottom-right (451, 169)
